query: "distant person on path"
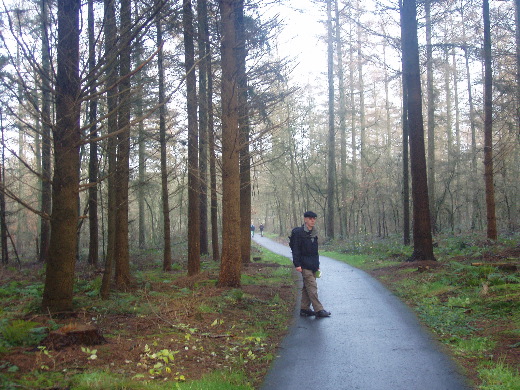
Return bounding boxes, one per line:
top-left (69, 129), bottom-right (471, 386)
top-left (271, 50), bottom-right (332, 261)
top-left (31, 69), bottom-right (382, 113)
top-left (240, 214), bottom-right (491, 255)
top-left (251, 224), bottom-right (255, 237)
top-left (291, 211), bottom-right (331, 318)
top-left (259, 223), bottom-right (264, 237)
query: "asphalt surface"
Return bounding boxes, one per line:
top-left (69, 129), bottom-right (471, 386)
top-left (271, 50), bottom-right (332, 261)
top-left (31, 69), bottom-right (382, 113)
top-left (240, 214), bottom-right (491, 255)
top-left (253, 235), bottom-right (473, 390)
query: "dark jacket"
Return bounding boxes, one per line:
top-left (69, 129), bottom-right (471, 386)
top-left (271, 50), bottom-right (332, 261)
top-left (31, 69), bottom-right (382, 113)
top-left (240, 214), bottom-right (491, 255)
top-left (291, 226), bottom-right (319, 271)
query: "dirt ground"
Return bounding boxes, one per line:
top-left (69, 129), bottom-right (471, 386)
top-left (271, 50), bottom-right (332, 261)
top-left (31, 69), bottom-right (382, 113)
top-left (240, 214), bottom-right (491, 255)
top-left (0, 261), bottom-right (297, 388)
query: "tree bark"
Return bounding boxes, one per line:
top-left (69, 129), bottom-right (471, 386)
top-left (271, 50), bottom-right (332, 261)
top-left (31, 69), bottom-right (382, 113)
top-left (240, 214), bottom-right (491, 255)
top-left (183, 0), bottom-right (201, 275)
top-left (516, 0), bottom-right (520, 138)
top-left (87, 0), bottom-right (98, 268)
top-left (114, 0), bottom-right (132, 289)
top-left (0, 112), bottom-right (8, 264)
top-left (42, 0), bottom-right (80, 312)
top-left (157, 4), bottom-right (172, 272)
top-left (357, 2), bottom-right (366, 176)
top-left (326, 0), bottom-right (335, 239)
top-left (335, 0), bottom-right (347, 239)
top-left (400, 0), bottom-right (410, 246)
top-left (39, 0), bottom-right (52, 264)
top-left (136, 28), bottom-right (146, 250)
top-left (348, 17), bottom-right (357, 236)
top-left (425, 0), bottom-right (437, 234)
top-left (236, 0), bottom-right (251, 264)
top-left (462, 35), bottom-right (480, 229)
top-left (513, 0), bottom-right (520, 231)
top-left (100, 0), bottom-right (118, 300)
top-left (218, 0), bottom-right (241, 287)
top-left (482, 0), bottom-right (497, 240)
top-left (208, 45), bottom-right (220, 262)
top-left (401, 0), bottom-right (435, 261)
top-left (198, 0), bottom-right (209, 256)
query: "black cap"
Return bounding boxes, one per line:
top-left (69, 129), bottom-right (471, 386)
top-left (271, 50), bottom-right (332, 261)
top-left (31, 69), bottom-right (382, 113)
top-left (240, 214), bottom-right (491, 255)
top-left (303, 211), bottom-right (317, 218)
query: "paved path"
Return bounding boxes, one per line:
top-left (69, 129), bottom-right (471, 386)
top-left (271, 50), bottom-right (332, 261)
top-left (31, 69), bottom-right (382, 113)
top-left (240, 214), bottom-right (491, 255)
top-left (253, 235), bottom-right (473, 390)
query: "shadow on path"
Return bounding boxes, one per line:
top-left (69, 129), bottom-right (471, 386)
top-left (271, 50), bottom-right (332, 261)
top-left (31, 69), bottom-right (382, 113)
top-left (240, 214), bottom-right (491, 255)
top-left (253, 235), bottom-right (473, 390)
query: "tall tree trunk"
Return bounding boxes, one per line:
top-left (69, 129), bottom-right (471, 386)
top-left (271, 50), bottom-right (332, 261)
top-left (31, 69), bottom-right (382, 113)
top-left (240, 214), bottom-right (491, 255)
top-left (357, 3), bottom-right (366, 176)
top-left (42, 0), bottom-right (80, 312)
top-left (289, 134), bottom-right (298, 227)
top-left (198, 0), bottom-right (209, 256)
top-left (236, 0), bottom-right (251, 264)
top-left (513, 0), bottom-right (520, 230)
top-left (39, 0), bottom-right (52, 263)
top-left (14, 10), bottom-right (26, 257)
top-left (208, 43), bottom-right (220, 261)
top-left (0, 112), bottom-right (8, 264)
top-left (402, 72), bottom-right (410, 246)
top-left (452, 49), bottom-right (461, 157)
top-left (100, 0), bottom-right (118, 299)
top-left (452, 46), bottom-right (463, 227)
top-left (157, 5), bottom-right (172, 271)
top-left (444, 47), bottom-right (453, 163)
top-left (383, 42), bottom-right (391, 159)
top-left (401, 0), bottom-right (435, 261)
top-left (458, 7), bottom-right (481, 231)
top-left (87, 0), bottom-right (98, 267)
top-left (400, 0), bottom-right (410, 246)
top-left (184, 0), bottom-right (201, 275)
top-left (516, 0), bottom-right (520, 138)
top-left (218, 0), bottom-right (241, 287)
top-left (348, 18), bottom-right (357, 236)
top-left (326, 0), bottom-right (335, 239)
top-left (425, 0), bottom-right (437, 234)
top-left (482, 0), bottom-right (497, 240)
top-left (114, 0), bottom-right (132, 289)
top-left (335, 0), bottom-right (347, 239)
top-left (356, 2), bottom-right (366, 233)
top-left (136, 25), bottom-right (146, 250)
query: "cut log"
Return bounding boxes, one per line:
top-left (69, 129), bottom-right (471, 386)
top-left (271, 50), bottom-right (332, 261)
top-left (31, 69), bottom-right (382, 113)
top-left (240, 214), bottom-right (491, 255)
top-left (41, 323), bottom-right (107, 350)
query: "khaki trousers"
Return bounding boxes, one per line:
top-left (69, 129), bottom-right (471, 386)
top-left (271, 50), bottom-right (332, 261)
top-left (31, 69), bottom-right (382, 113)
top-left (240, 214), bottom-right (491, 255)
top-left (301, 269), bottom-right (324, 312)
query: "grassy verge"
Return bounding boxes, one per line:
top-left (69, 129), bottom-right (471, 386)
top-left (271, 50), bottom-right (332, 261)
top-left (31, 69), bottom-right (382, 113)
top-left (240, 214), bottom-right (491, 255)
top-left (0, 246), bottom-right (296, 389)
top-left (321, 233), bottom-right (520, 390)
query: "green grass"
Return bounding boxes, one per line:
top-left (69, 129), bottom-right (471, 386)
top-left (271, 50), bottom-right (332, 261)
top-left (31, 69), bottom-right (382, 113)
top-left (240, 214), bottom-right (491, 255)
top-left (451, 336), bottom-right (496, 357)
top-left (2, 371), bottom-right (66, 390)
top-left (479, 360), bottom-right (520, 390)
top-left (68, 370), bottom-right (252, 389)
top-left (252, 246), bottom-right (292, 266)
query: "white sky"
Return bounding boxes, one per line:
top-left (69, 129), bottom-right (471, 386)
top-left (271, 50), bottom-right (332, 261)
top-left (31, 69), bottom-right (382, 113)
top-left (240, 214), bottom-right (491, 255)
top-left (268, 0), bottom-right (328, 86)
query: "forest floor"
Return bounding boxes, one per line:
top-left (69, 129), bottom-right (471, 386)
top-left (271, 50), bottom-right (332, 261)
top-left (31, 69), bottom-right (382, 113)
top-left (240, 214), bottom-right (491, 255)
top-left (0, 253), bottom-right (297, 389)
top-left (1, 238), bottom-right (519, 389)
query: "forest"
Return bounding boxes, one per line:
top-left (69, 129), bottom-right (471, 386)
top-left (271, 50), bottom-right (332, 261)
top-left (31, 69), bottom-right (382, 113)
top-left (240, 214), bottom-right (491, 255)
top-left (0, 0), bottom-right (519, 388)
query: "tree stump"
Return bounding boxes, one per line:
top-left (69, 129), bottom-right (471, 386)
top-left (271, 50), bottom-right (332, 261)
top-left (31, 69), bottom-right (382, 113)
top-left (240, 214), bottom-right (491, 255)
top-left (41, 323), bottom-right (107, 350)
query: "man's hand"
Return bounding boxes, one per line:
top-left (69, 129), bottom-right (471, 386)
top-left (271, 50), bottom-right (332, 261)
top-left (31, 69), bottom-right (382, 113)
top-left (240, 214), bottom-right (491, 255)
top-left (295, 266), bottom-right (302, 272)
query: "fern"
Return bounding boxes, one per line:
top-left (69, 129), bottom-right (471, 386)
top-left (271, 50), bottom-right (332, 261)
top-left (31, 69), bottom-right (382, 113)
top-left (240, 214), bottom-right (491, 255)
top-left (0, 320), bottom-right (43, 346)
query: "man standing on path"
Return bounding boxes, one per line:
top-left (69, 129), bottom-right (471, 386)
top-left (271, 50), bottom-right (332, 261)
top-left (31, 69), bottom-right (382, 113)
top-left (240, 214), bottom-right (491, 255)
top-left (291, 211), bottom-right (331, 318)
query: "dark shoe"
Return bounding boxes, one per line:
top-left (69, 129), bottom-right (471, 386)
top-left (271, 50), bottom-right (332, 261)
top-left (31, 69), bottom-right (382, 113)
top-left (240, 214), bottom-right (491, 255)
top-left (315, 310), bottom-right (331, 317)
top-left (300, 309), bottom-right (315, 317)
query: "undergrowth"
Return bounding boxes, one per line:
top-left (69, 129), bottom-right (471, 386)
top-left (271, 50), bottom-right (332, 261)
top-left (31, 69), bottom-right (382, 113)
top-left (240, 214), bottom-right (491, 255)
top-left (0, 248), bottom-right (294, 390)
